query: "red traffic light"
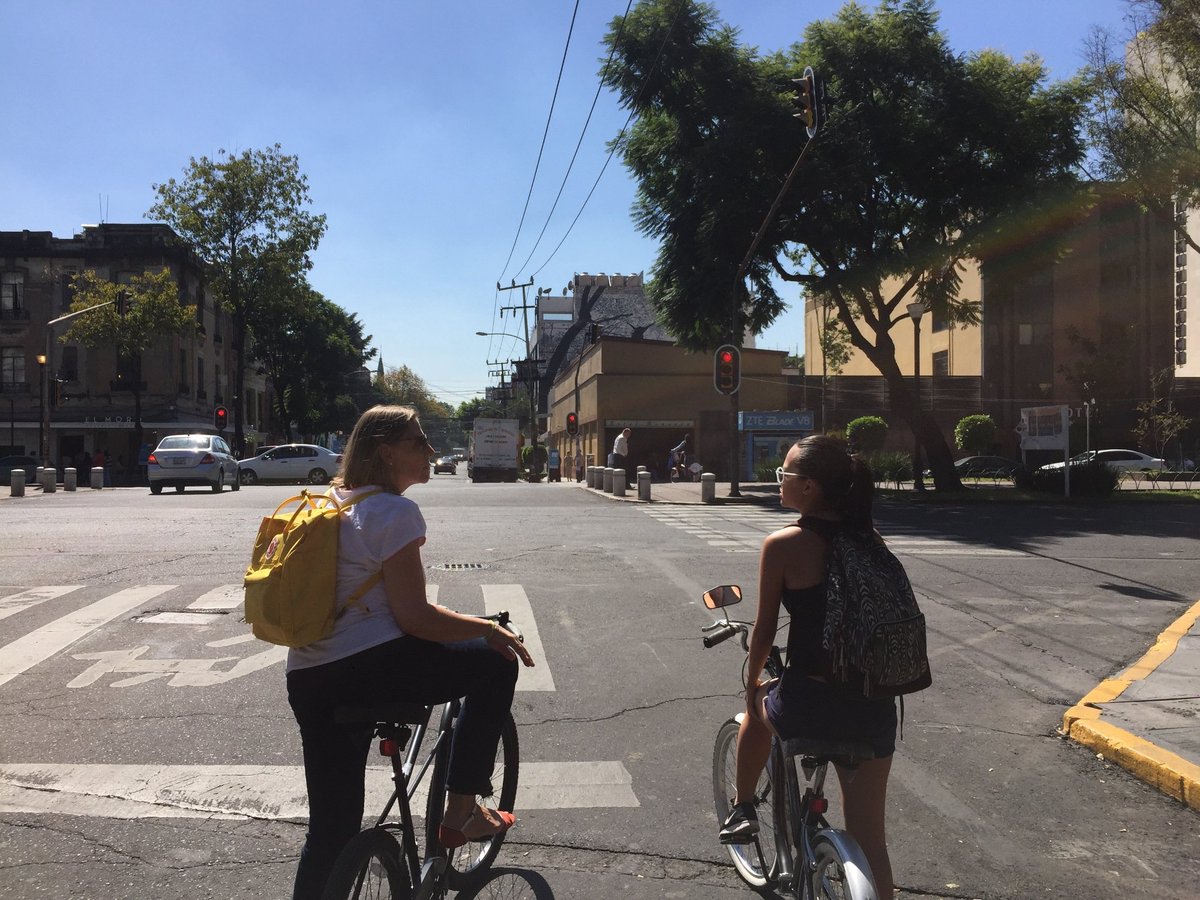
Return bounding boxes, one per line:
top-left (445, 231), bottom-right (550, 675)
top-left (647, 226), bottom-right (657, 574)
top-left (214, 405), bottom-right (228, 430)
top-left (719, 350), bottom-right (734, 364)
top-left (566, 412), bottom-right (579, 436)
top-left (714, 344), bottom-right (741, 396)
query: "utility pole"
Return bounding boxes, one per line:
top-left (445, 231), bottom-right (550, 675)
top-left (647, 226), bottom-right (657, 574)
top-left (497, 278), bottom-right (541, 481)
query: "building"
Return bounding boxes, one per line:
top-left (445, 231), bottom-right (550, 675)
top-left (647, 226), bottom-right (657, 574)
top-left (0, 224), bottom-right (269, 479)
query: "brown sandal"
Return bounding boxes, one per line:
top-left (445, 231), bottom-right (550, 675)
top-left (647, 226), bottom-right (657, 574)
top-left (438, 806), bottom-right (516, 849)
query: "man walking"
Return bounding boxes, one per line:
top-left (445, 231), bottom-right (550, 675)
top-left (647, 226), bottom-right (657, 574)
top-left (612, 428), bottom-right (631, 474)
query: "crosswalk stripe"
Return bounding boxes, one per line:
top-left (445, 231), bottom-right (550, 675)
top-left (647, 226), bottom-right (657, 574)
top-left (0, 586), bottom-right (84, 622)
top-left (0, 585), bottom-right (176, 687)
top-left (483, 585), bottom-right (556, 692)
top-left (187, 585), bottom-right (243, 610)
top-left (0, 761), bottom-right (637, 819)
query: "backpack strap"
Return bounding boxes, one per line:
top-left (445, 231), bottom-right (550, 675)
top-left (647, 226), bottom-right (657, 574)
top-left (328, 487), bottom-right (384, 616)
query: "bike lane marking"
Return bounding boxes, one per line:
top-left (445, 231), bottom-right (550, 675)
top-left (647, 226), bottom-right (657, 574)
top-left (0, 586), bottom-right (84, 622)
top-left (0, 585), bottom-right (176, 688)
top-left (0, 761), bottom-right (637, 818)
top-left (483, 584), bottom-right (556, 692)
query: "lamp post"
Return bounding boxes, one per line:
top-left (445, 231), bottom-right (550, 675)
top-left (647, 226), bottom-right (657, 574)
top-left (36, 352), bottom-right (48, 464)
top-left (476, 330), bottom-right (540, 480)
top-left (905, 301), bottom-right (927, 492)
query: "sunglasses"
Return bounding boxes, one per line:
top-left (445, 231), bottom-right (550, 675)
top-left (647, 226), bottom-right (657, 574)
top-left (395, 433), bottom-right (433, 449)
top-left (775, 467), bottom-right (808, 484)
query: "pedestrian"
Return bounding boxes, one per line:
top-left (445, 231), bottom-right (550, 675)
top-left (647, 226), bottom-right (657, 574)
top-left (668, 434), bottom-right (689, 482)
top-left (718, 435), bottom-right (896, 900)
top-left (284, 405), bottom-right (534, 900)
top-left (574, 438), bottom-right (585, 482)
top-left (548, 446), bottom-right (561, 482)
top-left (611, 427), bottom-right (630, 472)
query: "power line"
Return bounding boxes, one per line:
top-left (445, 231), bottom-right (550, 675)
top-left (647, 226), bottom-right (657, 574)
top-left (495, 0), bottom-right (581, 286)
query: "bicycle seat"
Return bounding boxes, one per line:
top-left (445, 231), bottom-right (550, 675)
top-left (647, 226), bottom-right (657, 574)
top-left (333, 701), bottom-right (432, 726)
top-left (782, 736), bottom-right (877, 767)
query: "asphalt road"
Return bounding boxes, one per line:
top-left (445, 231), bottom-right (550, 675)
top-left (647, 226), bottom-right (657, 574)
top-left (1, 474), bottom-right (1199, 899)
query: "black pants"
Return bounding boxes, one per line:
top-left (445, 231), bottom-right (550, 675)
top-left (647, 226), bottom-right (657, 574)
top-left (286, 635), bottom-right (519, 900)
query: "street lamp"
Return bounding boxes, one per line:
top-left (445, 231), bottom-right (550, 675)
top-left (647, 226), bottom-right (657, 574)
top-left (36, 352), bottom-right (47, 464)
top-left (476, 331), bottom-right (541, 480)
top-left (905, 301), bottom-right (926, 492)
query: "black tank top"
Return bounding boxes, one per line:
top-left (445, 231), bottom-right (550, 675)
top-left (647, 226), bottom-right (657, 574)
top-left (780, 517), bottom-right (841, 677)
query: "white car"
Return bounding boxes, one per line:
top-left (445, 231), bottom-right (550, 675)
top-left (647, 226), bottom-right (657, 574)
top-left (1037, 448), bottom-right (1166, 473)
top-left (148, 434), bottom-right (240, 494)
top-left (237, 444), bottom-right (343, 485)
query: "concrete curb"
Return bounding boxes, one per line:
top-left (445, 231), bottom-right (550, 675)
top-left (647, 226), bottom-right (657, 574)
top-left (1062, 597), bottom-right (1200, 810)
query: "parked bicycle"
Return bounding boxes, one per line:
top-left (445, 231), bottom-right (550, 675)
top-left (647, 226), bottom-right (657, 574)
top-left (702, 585), bottom-right (878, 900)
top-left (320, 611), bottom-right (521, 900)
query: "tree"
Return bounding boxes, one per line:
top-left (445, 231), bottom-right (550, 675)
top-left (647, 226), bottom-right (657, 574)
top-left (1133, 368), bottom-right (1193, 461)
top-left (62, 268), bottom-right (196, 467)
top-left (846, 415), bottom-right (888, 452)
top-left (603, 0), bottom-right (1089, 490)
top-left (1087, 0), bottom-right (1200, 251)
top-left (954, 414), bottom-right (998, 455)
top-left (148, 144), bottom-right (327, 454)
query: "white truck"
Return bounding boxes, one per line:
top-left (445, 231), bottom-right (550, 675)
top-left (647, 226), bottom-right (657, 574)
top-left (468, 418), bottom-right (520, 483)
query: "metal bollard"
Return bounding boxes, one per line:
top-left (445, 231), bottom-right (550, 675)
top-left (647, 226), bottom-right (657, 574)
top-left (601, 467), bottom-right (612, 493)
top-left (42, 467), bottom-right (57, 493)
top-left (65, 467), bottom-right (77, 491)
top-left (588, 465), bottom-right (598, 489)
top-left (701, 472), bottom-right (716, 503)
top-left (10, 468), bottom-right (24, 497)
top-left (90, 468), bottom-right (104, 490)
top-left (613, 468), bottom-right (626, 497)
top-left (638, 470), bottom-right (652, 501)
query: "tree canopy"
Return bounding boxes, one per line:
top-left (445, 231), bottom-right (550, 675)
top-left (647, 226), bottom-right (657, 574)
top-left (603, 0), bottom-right (1090, 488)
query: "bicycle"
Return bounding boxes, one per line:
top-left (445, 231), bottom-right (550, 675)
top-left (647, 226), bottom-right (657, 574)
top-left (701, 585), bottom-right (878, 900)
top-left (320, 612), bottom-right (521, 900)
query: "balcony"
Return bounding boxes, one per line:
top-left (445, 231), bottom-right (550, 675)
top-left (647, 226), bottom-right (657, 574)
top-left (197, 389), bottom-right (208, 400)
top-left (0, 307), bottom-right (30, 321)
top-left (109, 379), bottom-right (148, 392)
top-left (1, 381), bottom-right (31, 394)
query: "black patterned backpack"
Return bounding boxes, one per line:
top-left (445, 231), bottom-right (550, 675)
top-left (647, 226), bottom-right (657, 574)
top-left (804, 518), bottom-right (932, 698)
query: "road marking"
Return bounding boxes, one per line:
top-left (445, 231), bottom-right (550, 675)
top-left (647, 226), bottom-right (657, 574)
top-left (68, 644), bottom-right (288, 688)
top-left (138, 612), bottom-right (226, 625)
top-left (187, 585), bottom-right (243, 610)
top-left (483, 584), bottom-right (556, 692)
top-left (0, 586), bottom-right (84, 622)
top-left (0, 761), bottom-right (637, 819)
top-left (0, 585), bottom-right (175, 688)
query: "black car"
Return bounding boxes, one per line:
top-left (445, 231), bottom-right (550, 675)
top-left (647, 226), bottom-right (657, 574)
top-left (950, 455), bottom-right (1025, 478)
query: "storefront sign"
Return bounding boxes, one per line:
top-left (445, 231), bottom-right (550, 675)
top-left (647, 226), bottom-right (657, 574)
top-left (738, 411), bottom-right (814, 432)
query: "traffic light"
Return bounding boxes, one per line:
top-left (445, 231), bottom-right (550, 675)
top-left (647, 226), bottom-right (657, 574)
top-left (116, 290), bottom-right (128, 316)
top-left (792, 66), bottom-right (824, 138)
top-left (566, 411), bottom-right (579, 436)
top-left (214, 405), bottom-right (228, 430)
top-left (714, 345), bottom-right (741, 396)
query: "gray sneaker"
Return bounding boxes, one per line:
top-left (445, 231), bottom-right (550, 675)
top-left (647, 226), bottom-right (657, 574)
top-left (718, 802), bottom-right (759, 844)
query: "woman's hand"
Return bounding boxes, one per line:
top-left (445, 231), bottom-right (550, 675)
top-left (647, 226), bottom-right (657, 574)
top-left (486, 624), bottom-right (535, 668)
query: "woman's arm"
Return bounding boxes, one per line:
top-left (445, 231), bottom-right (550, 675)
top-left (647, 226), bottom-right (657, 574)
top-left (745, 531), bottom-right (787, 698)
top-left (382, 540), bottom-right (534, 667)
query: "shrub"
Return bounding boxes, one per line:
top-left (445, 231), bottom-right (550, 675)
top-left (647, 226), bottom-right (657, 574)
top-left (1030, 460), bottom-right (1118, 496)
top-left (955, 414), bottom-right (997, 454)
top-left (846, 416), bottom-right (888, 453)
top-left (867, 450), bottom-right (913, 486)
top-left (754, 456), bottom-right (783, 483)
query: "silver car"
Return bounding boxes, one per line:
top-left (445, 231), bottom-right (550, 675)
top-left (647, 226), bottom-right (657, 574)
top-left (148, 434), bottom-right (240, 494)
top-left (237, 444), bottom-right (343, 485)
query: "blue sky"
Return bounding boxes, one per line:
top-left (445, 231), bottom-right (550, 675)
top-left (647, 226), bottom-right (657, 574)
top-left (3, 0), bottom-right (1131, 406)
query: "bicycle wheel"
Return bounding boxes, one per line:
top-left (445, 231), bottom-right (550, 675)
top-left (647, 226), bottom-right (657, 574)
top-left (712, 718), bottom-right (779, 889)
top-left (321, 828), bottom-right (411, 900)
top-left (425, 711), bottom-right (519, 889)
top-left (810, 832), bottom-right (877, 900)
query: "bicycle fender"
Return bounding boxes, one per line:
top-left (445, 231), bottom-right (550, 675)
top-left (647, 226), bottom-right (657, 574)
top-left (815, 828), bottom-right (878, 900)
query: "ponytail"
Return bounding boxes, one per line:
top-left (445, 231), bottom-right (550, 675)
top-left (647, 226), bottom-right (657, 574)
top-left (840, 453), bottom-right (875, 533)
top-left (789, 434), bottom-right (876, 532)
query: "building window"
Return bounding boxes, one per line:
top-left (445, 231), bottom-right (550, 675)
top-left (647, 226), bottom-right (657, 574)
top-left (931, 308), bottom-right (948, 333)
top-left (59, 346), bottom-right (79, 381)
top-left (2, 347), bottom-right (26, 387)
top-left (932, 349), bottom-right (949, 376)
top-left (196, 357), bottom-right (206, 399)
top-left (1018, 323), bottom-right (1034, 345)
top-left (1, 272), bottom-right (24, 313)
top-left (59, 273), bottom-right (77, 312)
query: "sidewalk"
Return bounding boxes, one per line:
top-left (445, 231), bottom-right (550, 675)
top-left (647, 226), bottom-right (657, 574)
top-left (579, 475), bottom-right (1200, 812)
top-left (1062, 598), bottom-right (1200, 811)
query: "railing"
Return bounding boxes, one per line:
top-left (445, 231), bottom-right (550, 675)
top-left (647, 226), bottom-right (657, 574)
top-left (109, 379), bottom-right (147, 392)
top-left (0, 307), bottom-right (30, 320)
top-left (0, 381), bottom-right (30, 394)
top-left (197, 389), bottom-right (207, 400)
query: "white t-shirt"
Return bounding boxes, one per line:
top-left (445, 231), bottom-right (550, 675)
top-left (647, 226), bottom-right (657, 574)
top-left (286, 485), bottom-right (426, 672)
top-left (613, 433), bottom-right (629, 456)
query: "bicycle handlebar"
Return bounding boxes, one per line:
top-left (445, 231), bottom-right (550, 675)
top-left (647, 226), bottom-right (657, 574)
top-left (702, 621), bottom-right (746, 648)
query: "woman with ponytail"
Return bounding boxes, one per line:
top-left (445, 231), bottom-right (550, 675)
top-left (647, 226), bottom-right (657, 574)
top-left (718, 435), bottom-right (897, 899)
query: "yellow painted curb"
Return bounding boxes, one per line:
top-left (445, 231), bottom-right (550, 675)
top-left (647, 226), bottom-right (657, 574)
top-left (1062, 597), bottom-right (1200, 812)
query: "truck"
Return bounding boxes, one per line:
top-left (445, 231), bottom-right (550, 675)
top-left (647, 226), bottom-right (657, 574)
top-left (468, 418), bottom-right (520, 483)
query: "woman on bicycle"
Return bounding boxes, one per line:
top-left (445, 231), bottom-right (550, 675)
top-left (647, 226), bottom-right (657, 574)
top-left (286, 405), bottom-right (535, 900)
top-left (719, 434), bottom-right (896, 899)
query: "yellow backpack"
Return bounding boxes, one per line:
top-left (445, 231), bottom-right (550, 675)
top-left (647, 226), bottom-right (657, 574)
top-left (243, 488), bottom-right (382, 647)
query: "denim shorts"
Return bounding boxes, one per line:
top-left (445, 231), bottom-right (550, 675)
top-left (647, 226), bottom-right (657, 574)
top-left (766, 671), bottom-right (898, 759)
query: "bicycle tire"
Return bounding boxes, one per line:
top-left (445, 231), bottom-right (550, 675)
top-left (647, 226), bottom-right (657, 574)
top-left (320, 827), bottom-right (412, 900)
top-left (424, 711), bottom-right (519, 889)
top-left (811, 832), bottom-right (878, 900)
top-left (712, 718), bottom-right (779, 889)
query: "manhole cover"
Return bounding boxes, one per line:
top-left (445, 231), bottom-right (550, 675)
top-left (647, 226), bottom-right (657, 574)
top-left (430, 563), bottom-right (487, 571)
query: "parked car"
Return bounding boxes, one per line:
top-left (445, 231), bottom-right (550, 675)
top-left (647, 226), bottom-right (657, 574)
top-left (433, 455), bottom-right (458, 475)
top-left (1037, 448), bottom-right (1166, 474)
top-left (237, 444), bottom-right (343, 485)
top-left (949, 455), bottom-right (1026, 478)
top-left (147, 434), bottom-right (240, 494)
top-left (0, 455), bottom-right (38, 486)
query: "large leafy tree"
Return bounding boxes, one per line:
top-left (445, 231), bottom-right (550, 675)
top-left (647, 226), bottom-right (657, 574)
top-left (148, 144), bottom-right (326, 453)
top-left (62, 268), bottom-right (197, 463)
top-left (603, 0), bottom-right (1089, 489)
top-left (1087, 0), bottom-right (1200, 250)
